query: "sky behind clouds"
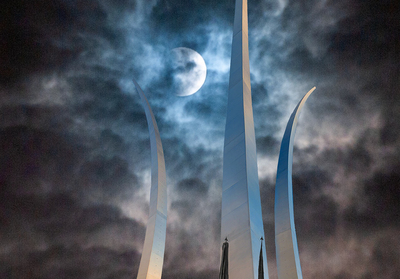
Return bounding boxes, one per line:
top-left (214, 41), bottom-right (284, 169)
top-left (1, 0), bottom-right (400, 278)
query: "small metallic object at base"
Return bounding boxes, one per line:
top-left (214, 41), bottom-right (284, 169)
top-left (133, 78), bottom-right (167, 279)
top-left (275, 87), bottom-right (316, 279)
top-left (219, 238), bottom-right (229, 279)
top-left (258, 237), bottom-right (264, 279)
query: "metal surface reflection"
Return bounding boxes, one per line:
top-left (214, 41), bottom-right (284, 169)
top-left (274, 87), bottom-right (316, 279)
top-left (133, 79), bottom-right (167, 279)
top-left (221, 0), bottom-right (269, 278)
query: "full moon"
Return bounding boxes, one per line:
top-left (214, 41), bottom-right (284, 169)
top-left (171, 47), bottom-right (207, 97)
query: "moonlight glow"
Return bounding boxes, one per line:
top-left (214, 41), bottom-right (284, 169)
top-left (171, 47), bottom-right (207, 97)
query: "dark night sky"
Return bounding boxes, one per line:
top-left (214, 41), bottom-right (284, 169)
top-left (1, 0), bottom-right (400, 278)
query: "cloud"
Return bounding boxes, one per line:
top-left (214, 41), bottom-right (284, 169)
top-left (177, 178), bottom-right (208, 195)
top-left (1, 0), bottom-right (399, 278)
top-left (0, 189), bottom-right (145, 278)
top-left (0, 245), bottom-right (141, 279)
top-left (343, 165), bottom-right (400, 231)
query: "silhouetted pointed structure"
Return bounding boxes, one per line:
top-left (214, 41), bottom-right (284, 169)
top-left (258, 238), bottom-right (264, 279)
top-left (220, 0), bottom-right (268, 278)
top-left (219, 238), bottom-right (229, 279)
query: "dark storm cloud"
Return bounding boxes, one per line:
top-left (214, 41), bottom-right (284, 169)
top-left (273, 133), bottom-right (399, 278)
top-left (1, 246), bottom-right (140, 279)
top-left (259, 178), bottom-right (276, 262)
top-left (259, 167), bottom-right (338, 256)
top-left (71, 76), bottom-right (146, 129)
top-left (253, 0), bottom-right (399, 72)
top-left (256, 135), bottom-right (280, 156)
top-left (177, 178), bottom-right (208, 195)
top-left (0, 126), bottom-right (83, 196)
top-left (163, 269), bottom-right (219, 279)
top-left (0, 0), bottom-right (131, 87)
top-left (171, 178), bottom-right (209, 219)
top-left (184, 101), bottom-right (213, 117)
top-left (78, 155), bottom-right (138, 202)
top-left (318, 0), bottom-right (400, 150)
top-left (0, 0), bottom-right (197, 278)
top-left (147, 0), bottom-right (240, 64)
top-left (150, 0), bottom-right (234, 33)
top-left (291, 168), bottom-right (338, 236)
top-left (327, 1), bottom-right (400, 66)
top-left (183, 96), bottom-right (226, 124)
top-left (0, 192), bottom-right (143, 242)
top-left (162, 137), bottom-right (223, 182)
top-left (0, 190), bottom-right (145, 278)
top-left (295, 195), bottom-right (338, 238)
top-left (1, 0), bottom-right (77, 86)
top-left (2, 0), bottom-right (400, 278)
top-left (164, 203), bottom-right (221, 275)
top-left (364, 236), bottom-right (400, 278)
top-left (344, 165), bottom-right (400, 231)
top-left (0, 124), bottom-right (139, 199)
top-left (0, 84), bottom-right (146, 277)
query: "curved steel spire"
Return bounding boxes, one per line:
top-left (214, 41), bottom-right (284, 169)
top-left (274, 87), bottom-right (316, 279)
top-left (133, 78), bottom-right (167, 279)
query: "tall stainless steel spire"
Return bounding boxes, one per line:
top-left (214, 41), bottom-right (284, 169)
top-left (275, 87), bottom-right (316, 279)
top-left (220, 0), bottom-right (268, 278)
top-left (133, 79), bottom-right (167, 279)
